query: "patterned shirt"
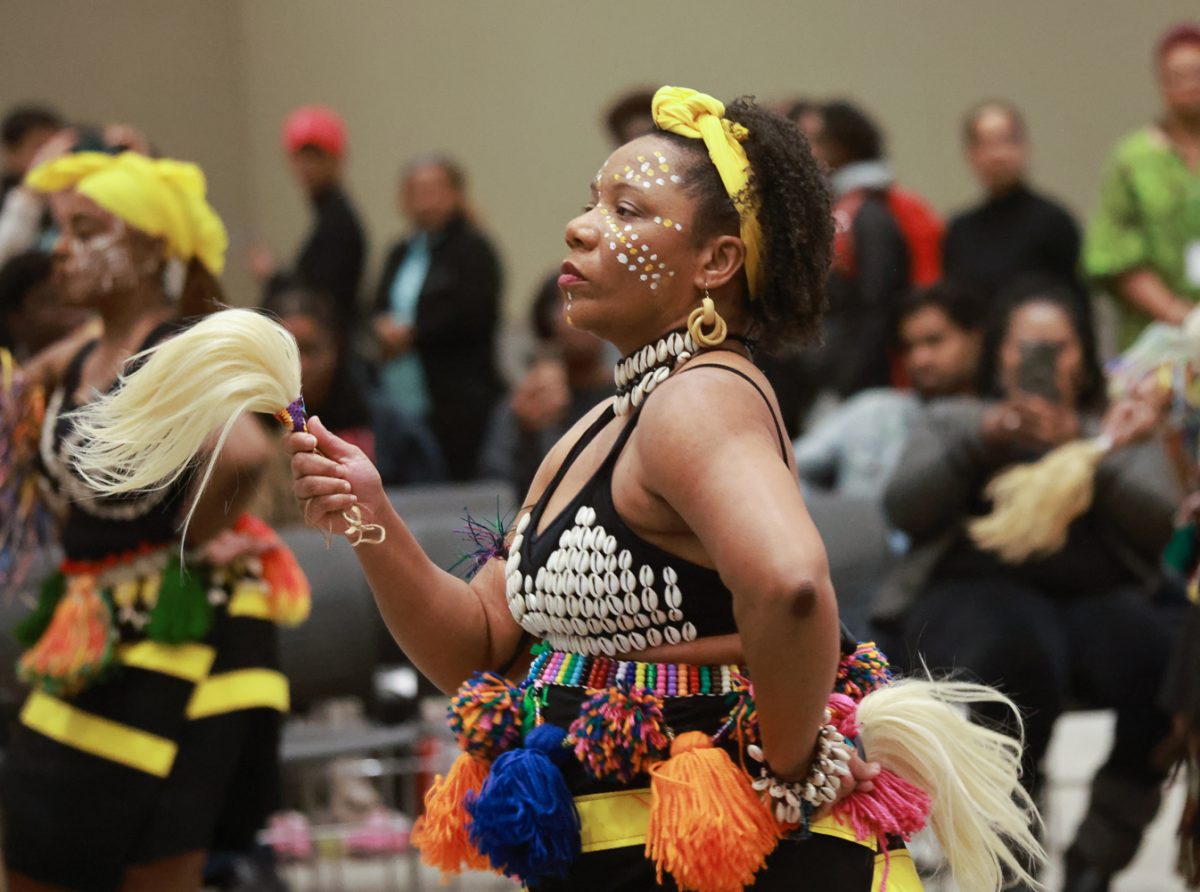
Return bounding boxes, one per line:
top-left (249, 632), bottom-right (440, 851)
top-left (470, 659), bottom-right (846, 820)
top-left (1084, 126), bottom-right (1200, 348)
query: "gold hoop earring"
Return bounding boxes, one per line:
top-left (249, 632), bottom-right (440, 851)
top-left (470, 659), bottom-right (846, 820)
top-left (687, 284), bottom-right (727, 348)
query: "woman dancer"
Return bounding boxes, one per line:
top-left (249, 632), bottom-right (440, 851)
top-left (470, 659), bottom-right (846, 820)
top-left (2, 151), bottom-right (305, 892)
top-left (65, 89), bottom-right (1042, 891)
top-left (286, 89), bottom-right (1039, 890)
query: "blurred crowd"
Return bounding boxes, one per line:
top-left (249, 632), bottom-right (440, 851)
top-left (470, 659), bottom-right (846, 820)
top-left (2, 19), bottom-right (1200, 892)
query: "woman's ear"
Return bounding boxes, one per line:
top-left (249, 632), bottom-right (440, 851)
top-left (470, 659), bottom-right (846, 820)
top-left (692, 235), bottom-right (746, 292)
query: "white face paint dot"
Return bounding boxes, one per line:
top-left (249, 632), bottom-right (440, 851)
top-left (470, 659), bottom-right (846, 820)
top-left (640, 274), bottom-right (648, 281)
top-left (640, 162), bottom-right (651, 173)
top-left (670, 175), bottom-right (682, 183)
top-left (651, 273), bottom-right (661, 279)
top-left (630, 234), bottom-right (638, 241)
top-left (654, 216), bottom-right (662, 224)
top-left (650, 283), bottom-right (658, 290)
top-left (628, 265), bottom-right (637, 271)
top-left (641, 181), bottom-right (650, 188)
top-left (650, 254), bottom-right (657, 260)
top-left (674, 223), bottom-right (682, 231)
top-left (609, 242), bottom-right (616, 250)
top-left (655, 178), bottom-right (664, 185)
top-left (617, 253), bottom-right (627, 264)
top-left (669, 271), bottom-right (676, 276)
top-left (624, 225), bottom-right (632, 232)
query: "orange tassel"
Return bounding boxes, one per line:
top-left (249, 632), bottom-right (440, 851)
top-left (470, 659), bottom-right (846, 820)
top-left (18, 574), bottom-right (116, 696)
top-left (235, 514), bottom-right (311, 626)
top-left (646, 731), bottom-right (781, 892)
top-left (412, 751), bottom-right (492, 876)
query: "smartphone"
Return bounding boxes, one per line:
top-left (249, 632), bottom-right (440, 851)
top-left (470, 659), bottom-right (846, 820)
top-left (1017, 340), bottom-right (1062, 402)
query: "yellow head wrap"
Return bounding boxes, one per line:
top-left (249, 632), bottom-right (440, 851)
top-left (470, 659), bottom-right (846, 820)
top-left (651, 86), bottom-right (763, 298)
top-left (25, 152), bottom-right (228, 276)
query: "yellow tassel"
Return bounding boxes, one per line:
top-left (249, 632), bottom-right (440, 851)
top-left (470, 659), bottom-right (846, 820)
top-left (412, 752), bottom-right (492, 876)
top-left (969, 437), bottom-right (1108, 563)
top-left (646, 731), bottom-right (780, 892)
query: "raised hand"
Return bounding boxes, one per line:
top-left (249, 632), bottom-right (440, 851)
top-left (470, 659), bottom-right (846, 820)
top-left (286, 416), bottom-right (385, 538)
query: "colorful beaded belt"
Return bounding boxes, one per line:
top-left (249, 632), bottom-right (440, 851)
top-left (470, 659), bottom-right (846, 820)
top-left (528, 648), bottom-right (748, 697)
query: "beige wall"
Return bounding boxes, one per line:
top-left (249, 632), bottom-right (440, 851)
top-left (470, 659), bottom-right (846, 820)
top-left (4, 0), bottom-right (1198, 325)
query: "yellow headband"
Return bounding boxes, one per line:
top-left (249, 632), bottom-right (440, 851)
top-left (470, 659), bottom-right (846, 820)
top-left (25, 152), bottom-right (228, 276)
top-left (651, 86), bottom-right (762, 298)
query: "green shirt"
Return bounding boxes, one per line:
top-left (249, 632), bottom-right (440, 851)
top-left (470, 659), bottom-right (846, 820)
top-left (1083, 126), bottom-right (1200, 347)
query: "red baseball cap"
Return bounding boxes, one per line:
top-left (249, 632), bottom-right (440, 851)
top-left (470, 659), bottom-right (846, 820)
top-left (281, 105), bottom-right (346, 157)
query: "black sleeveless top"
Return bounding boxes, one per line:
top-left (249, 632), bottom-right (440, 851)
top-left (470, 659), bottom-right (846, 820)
top-left (38, 322), bottom-right (191, 561)
top-left (504, 363), bottom-right (790, 658)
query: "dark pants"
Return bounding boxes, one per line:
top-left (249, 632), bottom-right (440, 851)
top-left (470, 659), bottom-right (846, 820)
top-left (893, 577), bottom-right (1177, 872)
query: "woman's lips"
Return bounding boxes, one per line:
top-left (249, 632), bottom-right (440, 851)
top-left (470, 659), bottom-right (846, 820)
top-left (558, 260), bottom-right (586, 289)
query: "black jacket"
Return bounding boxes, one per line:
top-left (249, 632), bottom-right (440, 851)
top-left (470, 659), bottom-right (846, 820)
top-left (373, 215), bottom-right (503, 479)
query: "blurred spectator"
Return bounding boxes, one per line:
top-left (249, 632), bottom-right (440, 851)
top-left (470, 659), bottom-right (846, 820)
top-left (1, 104), bottom-right (62, 198)
top-left (876, 281), bottom-right (1181, 891)
top-left (602, 88), bottom-right (657, 145)
top-left (0, 250), bottom-right (94, 361)
top-left (815, 100), bottom-right (944, 398)
top-left (794, 279), bottom-right (983, 500)
top-left (945, 101), bottom-right (1089, 321)
top-left (1084, 23), bottom-right (1200, 348)
top-left (268, 287), bottom-right (444, 486)
top-left (479, 275), bottom-right (611, 494)
top-left (372, 153), bottom-right (503, 481)
top-left (779, 97), bottom-right (824, 146)
top-left (250, 105), bottom-right (366, 334)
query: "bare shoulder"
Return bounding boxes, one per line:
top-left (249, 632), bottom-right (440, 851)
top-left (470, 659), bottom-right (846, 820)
top-left (519, 398), bottom-right (614, 510)
top-left (22, 320), bottom-right (103, 391)
top-left (636, 354), bottom-right (784, 459)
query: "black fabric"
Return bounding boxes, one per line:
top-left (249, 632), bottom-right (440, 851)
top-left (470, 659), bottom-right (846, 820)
top-left (522, 406), bottom-right (738, 640)
top-left (373, 215), bottom-right (503, 481)
top-left (1162, 602), bottom-right (1200, 725)
top-left (528, 686), bottom-right (875, 891)
top-left (41, 322), bottom-right (191, 561)
top-left (2, 707), bottom-right (281, 890)
top-left (266, 185), bottom-right (366, 332)
top-left (895, 577), bottom-right (1178, 795)
top-left (944, 182), bottom-right (1089, 316)
top-left (822, 193), bottom-right (911, 398)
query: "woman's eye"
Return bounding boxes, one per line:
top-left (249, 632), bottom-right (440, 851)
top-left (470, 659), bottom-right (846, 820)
top-left (581, 203), bottom-right (595, 213)
top-left (615, 204), bottom-right (636, 217)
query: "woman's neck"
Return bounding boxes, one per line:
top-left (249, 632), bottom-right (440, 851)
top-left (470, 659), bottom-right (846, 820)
top-left (97, 284), bottom-right (171, 347)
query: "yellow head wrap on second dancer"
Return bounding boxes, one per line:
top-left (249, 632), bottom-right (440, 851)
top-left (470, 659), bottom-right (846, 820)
top-left (25, 151), bottom-right (228, 276)
top-left (651, 86), bottom-right (763, 298)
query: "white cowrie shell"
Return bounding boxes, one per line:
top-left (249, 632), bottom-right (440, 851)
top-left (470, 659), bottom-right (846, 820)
top-left (657, 340), bottom-right (669, 363)
top-left (624, 592), bottom-right (640, 614)
top-left (509, 533), bottom-right (524, 556)
top-left (641, 588), bottom-right (659, 611)
top-left (605, 572), bottom-right (620, 596)
top-left (630, 631), bottom-right (646, 650)
top-left (585, 507), bottom-right (597, 526)
top-left (568, 597), bottom-right (581, 617)
top-left (577, 575), bottom-right (592, 598)
top-left (663, 566), bottom-right (678, 585)
top-left (631, 384), bottom-right (644, 408)
top-left (639, 565), bottom-right (655, 587)
top-left (573, 618), bottom-right (589, 636)
top-left (506, 552), bottom-right (521, 576)
top-left (581, 597), bottom-right (595, 618)
top-left (668, 608), bottom-right (683, 623)
top-left (614, 633), bottom-right (630, 652)
top-left (654, 366), bottom-right (670, 384)
top-left (665, 585), bottom-right (682, 608)
top-left (608, 594), bottom-right (625, 615)
top-left (647, 627), bottom-right (663, 647)
top-left (516, 512), bottom-right (531, 534)
top-left (747, 744), bottom-right (764, 762)
top-left (682, 622), bottom-right (697, 642)
top-left (621, 569), bottom-right (637, 592)
top-left (591, 552), bottom-right (606, 575)
top-left (618, 615), bottom-right (635, 631)
top-left (634, 613), bottom-right (651, 628)
top-left (619, 550), bottom-right (633, 571)
top-left (664, 626), bottom-right (681, 645)
top-left (575, 506), bottom-right (588, 525)
top-left (588, 617), bottom-right (603, 634)
top-left (524, 574), bottom-right (534, 594)
top-left (602, 618), bottom-right (618, 634)
top-left (563, 574), bottom-right (577, 598)
top-left (652, 609), bottom-right (668, 625)
top-left (599, 637), bottom-right (616, 656)
top-left (604, 536), bottom-right (617, 557)
top-left (535, 567), bottom-right (546, 590)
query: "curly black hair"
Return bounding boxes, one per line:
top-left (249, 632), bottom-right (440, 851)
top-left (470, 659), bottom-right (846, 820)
top-left (652, 97), bottom-right (833, 352)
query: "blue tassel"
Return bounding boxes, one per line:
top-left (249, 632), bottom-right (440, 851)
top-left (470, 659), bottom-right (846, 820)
top-left (466, 723), bottom-right (580, 883)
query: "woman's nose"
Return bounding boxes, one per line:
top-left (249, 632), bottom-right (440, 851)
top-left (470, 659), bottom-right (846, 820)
top-left (564, 210), bottom-right (600, 250)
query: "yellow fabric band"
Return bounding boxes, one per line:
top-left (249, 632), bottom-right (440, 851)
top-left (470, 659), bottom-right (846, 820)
top-left (186, 668), bottom-right (290, 719)
top-left (228, 583), bottom-right (271, 620)
top-left (651, 86), bottom-right (763, 298)
top-left (574, 787), bottom-right (923, 889)
top-left (117, 641), bottom-right (215, 683)
top-left (20, 690), bottom-right (177, 778)
top-left (25, 151), bottom-right (228, 275)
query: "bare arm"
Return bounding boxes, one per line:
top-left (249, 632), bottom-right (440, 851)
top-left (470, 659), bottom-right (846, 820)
top-left (1113, 268), bottom-right (1193, 326)
top-left (637, 368), bottom-right (840, 778)
top-left (286, 405), bottom-right (610, 693)
top-left (184, 414), bottom-right (273, 545)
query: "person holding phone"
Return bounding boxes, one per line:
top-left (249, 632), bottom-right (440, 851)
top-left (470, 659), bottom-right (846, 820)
top-left (873, 278), bottom-right (1184, 891)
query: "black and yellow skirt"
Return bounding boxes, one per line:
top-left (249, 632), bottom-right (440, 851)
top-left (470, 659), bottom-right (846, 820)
top-left (2, 532), bottom-right (306, 891)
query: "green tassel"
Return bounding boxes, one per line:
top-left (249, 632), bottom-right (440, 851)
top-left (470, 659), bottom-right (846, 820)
top-left (146, 556), bottom-right (212, 644)
top-left (14, 571), bottom-right (66, 647)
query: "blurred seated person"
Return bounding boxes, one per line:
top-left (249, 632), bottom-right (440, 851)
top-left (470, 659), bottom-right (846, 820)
top-left (875, 280), bottom-right (1182, 891)
top-left (372, 153), bottom-right (503, 482)
top-left (478, 275), bottom-right (611, 493)
top-left (254, 288), bottom-right (444, 525)
top-left (794, 278), bottom-right (983, 500)
top-left (0, 249), bottom-right (95, 361)
top-left (601, 87), bottom-right (657, 145)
